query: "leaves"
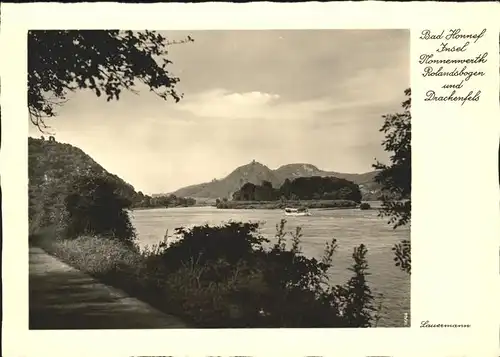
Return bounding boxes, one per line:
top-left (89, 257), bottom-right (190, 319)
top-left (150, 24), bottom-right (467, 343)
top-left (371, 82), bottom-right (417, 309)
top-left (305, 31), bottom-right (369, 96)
top-left (391, 239), bottom-right (411, 274)
top-left (28, 30), bottom-right (193, 132)
top-left (373, 88), bottom-right (411, 274)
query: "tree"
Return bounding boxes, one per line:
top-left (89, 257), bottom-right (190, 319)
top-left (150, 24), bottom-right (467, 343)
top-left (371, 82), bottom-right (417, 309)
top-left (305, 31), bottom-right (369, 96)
top-left (337, 186), bottom-right (354, 200)
top-left (237, 182), bottom-right (257, 201)
top-left (28, 30), bottom-right (193, 132)
top-left (373, 88), bottom-right (411, 274)
top-left (63, 175), bottom-right (136, 245)
top-left (261, 180), bottom-right (273, 189)
top-left (279, 176), bottom-right (361, 202)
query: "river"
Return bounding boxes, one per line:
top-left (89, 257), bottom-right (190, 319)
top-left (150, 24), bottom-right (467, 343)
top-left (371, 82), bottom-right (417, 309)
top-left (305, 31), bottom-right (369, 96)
top-left (129, 205), bottom-right (410, 327)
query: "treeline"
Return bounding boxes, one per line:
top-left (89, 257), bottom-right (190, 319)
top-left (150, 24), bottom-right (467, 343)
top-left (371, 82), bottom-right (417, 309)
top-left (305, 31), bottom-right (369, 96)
top-left (216, 199), bottom-right (358, 210)
top-left (231, 176), bottom-right (362, 203)
top-left (133, 192), bottom-right (196, 209)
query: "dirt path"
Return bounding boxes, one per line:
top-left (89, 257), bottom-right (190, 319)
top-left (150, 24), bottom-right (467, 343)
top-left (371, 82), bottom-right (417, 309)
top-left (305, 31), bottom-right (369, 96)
top-left (29, 246), bottom-right (187, 329)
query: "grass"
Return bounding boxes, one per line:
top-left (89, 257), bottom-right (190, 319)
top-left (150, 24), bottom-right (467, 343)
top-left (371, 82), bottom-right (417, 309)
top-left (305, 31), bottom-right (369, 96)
top-left (41, 235), bottom-right (143, 275)
top-left (216, 199), bottom-right (358, 210)
top-left (34, 233), bottom-right (201, 326)
top-left (34, 233), bottom-right (262, 327)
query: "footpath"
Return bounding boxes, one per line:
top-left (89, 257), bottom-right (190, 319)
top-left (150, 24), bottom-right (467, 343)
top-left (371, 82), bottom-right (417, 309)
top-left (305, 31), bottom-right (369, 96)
top-left (29, 246), bottom-right (187, 329)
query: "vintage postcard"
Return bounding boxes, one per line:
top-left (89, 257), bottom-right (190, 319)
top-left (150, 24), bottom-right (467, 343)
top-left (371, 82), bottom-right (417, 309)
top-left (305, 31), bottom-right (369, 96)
top-left (1, 2), bottom-right (499, 357)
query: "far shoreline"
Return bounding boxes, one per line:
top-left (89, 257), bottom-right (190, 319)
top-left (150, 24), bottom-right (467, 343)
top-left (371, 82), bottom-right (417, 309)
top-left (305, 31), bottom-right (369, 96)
top-left (130, 200), bottom-right (382, 211)
top-left (216, 199), bottom-right (368, 210)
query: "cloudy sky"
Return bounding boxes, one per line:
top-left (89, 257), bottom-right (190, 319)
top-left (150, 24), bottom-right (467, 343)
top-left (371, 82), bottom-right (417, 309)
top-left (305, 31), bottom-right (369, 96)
top-left (29, 30), bottom-right (409, 194)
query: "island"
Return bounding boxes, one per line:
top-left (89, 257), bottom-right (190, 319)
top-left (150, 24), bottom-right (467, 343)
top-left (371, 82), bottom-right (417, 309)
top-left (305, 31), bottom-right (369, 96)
top-left (215, 176), bottom-right (362, 210)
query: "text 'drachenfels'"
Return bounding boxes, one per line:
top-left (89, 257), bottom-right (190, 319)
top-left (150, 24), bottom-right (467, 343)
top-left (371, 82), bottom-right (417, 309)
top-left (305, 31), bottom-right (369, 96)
top-left (419, 28), bottom-right (488, 106)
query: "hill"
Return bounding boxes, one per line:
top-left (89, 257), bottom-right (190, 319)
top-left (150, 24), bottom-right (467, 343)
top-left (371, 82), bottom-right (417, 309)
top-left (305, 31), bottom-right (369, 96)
top-left (29, 136), bottom-right (139, 201)
top-left (274, 163), bottom-right (377, 186)
top-left (172, 161), bottom-right (382, 200)
top-left (28, 137), bottom-right (195, 230)
top-left (28, 136), bottom-right (140, 232)
top-left (173, 160), bottom-right (281, 200)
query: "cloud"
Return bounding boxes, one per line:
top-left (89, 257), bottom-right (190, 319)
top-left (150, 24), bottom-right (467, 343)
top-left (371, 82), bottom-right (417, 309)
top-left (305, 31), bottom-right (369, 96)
top-left (176, 88), bottom-right (395, 123)
top-left (177, 89), bottom-right (280, 119)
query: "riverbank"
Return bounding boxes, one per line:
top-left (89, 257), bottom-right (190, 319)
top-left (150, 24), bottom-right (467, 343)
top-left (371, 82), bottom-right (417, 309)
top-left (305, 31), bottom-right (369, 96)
top-left (130, 204), bottom-right (197, 211)
top-left (216, 199), bottom-right (358, 210)
top-left (30, 219), bottom-right (385, 328)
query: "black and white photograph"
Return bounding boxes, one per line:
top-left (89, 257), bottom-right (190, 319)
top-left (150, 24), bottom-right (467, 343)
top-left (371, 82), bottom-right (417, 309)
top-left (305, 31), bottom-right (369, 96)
top-left (27, 29), bottom-right (411, 329)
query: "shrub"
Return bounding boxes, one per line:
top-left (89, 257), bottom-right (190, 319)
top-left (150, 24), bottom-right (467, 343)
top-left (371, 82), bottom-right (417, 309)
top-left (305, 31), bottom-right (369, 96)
top-left (62, 175), bottom-right (136, 245)
top-left (158, 222), bottom-right (268, 270)
top-left (332, 245), bottom-right (375, 327)
top-left (360, 202), bottom-right (371, 210)
top-left (29, 179), bottom-right (67, 235)
top-left (146, 219), bottom-right (376, 327)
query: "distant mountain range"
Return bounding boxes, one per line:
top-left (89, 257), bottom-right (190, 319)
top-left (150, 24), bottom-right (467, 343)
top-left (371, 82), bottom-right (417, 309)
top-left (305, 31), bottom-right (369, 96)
top-left (170, 161), bottom-right (382, 200)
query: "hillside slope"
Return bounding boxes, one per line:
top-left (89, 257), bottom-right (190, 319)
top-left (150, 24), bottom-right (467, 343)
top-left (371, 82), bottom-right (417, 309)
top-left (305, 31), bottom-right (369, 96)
top-left (173, 161), bottom-right (281, 199)
top-left (28, 136), bottom-right (144, 232)
top-left (274, 163), bottom-right (378, 185)
top-left (28, 137), bottom-right (197, 229)
top-left (29, 137), bottom-right (138, 202)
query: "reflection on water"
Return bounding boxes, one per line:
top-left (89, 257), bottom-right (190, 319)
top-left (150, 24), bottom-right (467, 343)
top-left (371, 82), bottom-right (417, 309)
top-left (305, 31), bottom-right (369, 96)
top-left (129, 206), bottom-right (410, 327)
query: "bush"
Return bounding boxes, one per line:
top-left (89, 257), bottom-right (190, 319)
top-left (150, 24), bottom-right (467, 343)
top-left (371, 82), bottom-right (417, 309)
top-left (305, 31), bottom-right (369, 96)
top-left (158, 222), bottom-right (267, 271)
top-left (360, 202), bottom-right (371, 210)
top-left (143, 219), bottom-right (376, 327)
top-left (29, 179), bottom-right (67, 235)
top-left (62, 175), bottom-right (136, 245)
top-left (29, 172), bottom-right (136, 247)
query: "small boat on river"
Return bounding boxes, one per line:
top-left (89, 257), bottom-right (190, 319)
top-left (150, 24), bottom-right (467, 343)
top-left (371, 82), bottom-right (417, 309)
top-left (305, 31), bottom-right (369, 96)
top-left (284, 207), bottom-right (311, 216)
